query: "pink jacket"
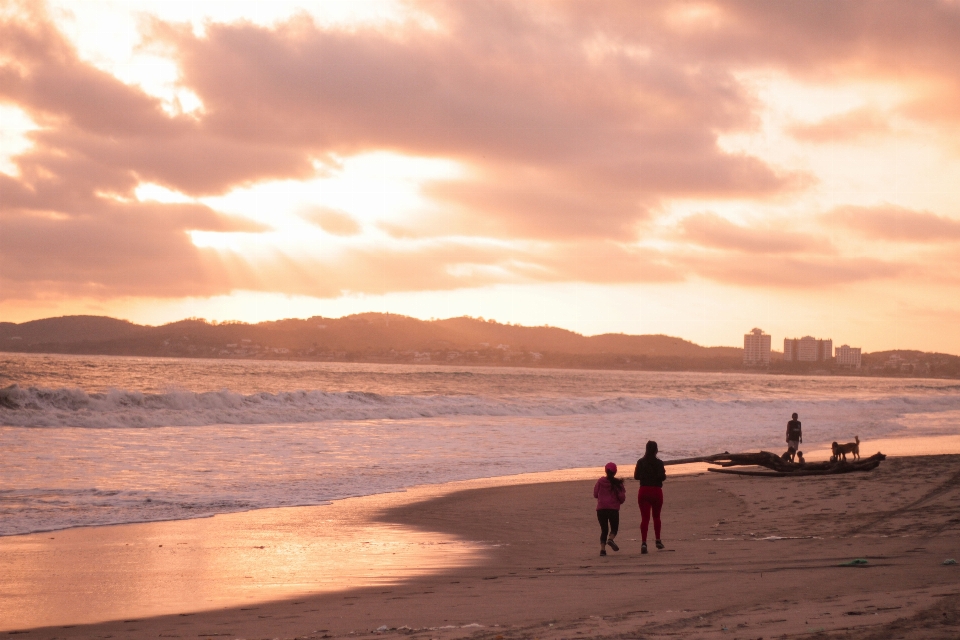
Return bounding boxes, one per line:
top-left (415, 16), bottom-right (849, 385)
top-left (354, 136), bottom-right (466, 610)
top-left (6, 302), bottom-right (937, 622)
top-left (594, 476), bottom-right (626, 510)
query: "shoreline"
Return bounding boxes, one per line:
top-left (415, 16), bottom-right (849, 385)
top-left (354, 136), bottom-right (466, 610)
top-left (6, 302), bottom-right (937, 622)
top-left (4, 433), bottom-right (960, 540)
top-left (3, 451), bottom-right (960, 639)
top-left (0, 466), bottom-right (609, 629)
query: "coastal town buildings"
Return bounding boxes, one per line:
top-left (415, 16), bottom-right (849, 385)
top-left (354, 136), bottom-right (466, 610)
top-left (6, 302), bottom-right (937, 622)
top-left (743, 328), bottom-right (771, 365)
top-left (835, 344), bottom-right (862, 368)
top-left (784, 336), bottom-right (833, 362)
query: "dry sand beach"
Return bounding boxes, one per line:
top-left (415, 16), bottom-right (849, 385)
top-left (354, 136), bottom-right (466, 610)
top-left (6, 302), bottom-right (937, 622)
top-left (3, 451), bottom-right (959, 640)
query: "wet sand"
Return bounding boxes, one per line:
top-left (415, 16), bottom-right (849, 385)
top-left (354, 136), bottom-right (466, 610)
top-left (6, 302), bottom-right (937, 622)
top-left (0, 468), bottom-right (603, 629)
top-left (4, 451), bottom-right (960, 639)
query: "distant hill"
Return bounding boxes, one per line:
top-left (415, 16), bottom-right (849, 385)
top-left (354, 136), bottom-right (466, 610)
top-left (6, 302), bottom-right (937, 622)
top-left (860, 350), bottom-right (960, 377)
top-left (0, 315), bottom-right (142, 345)
top-left (2, 314), bottom-right (956, 376)
top-left (0, 313), bottom-right (741, 370)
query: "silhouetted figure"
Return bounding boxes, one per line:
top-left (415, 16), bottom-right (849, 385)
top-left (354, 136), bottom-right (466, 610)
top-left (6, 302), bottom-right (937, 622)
top-left (786, 412), bottom-right (802, 462)
top-left (634, 440), bottom-right (666, 553)
top-left (594, 462), bottom-right (626, 556)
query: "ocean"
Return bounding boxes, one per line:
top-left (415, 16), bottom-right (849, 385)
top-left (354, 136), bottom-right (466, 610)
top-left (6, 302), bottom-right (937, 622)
top-left (2, 352), bottom-right (959, 536)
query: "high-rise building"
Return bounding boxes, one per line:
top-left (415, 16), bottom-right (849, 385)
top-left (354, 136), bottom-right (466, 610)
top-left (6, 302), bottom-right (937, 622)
top-left (743, 328), bottom-right (771, 365)
top-left (784, 336), bottom-right (833, 362)
top-left (835, 344), bottom-right (862, 368)
top-left (819, 338), bottom-right (833, 361)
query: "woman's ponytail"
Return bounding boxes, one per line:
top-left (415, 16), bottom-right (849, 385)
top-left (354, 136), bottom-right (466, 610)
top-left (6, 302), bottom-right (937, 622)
top-left (607, 471), bottom-right (624, 491)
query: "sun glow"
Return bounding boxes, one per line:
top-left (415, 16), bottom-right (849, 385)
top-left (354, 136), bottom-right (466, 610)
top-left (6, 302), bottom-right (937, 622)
top-left (0, 105), bottom-right (38, 175)
top-left (189, 152), bottom-right (464, 252)
top-left (135, 182), bottom-right (196, 204)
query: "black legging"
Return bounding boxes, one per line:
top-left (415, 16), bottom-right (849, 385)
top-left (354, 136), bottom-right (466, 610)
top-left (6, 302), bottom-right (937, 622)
top-left (597, 509), bottom-right (620, 544)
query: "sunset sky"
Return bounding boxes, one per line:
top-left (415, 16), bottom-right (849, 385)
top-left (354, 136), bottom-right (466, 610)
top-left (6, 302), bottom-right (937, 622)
top-left (2, 0), bottom-right (960, 353)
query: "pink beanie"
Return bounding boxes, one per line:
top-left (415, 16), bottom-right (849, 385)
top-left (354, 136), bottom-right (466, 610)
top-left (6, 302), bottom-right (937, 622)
top-left (604, 462), bottom-right (617, 474)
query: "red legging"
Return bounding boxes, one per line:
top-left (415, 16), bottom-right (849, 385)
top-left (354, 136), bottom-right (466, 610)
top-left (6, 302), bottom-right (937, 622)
top-left (638, 486), bottom-right (663, 542)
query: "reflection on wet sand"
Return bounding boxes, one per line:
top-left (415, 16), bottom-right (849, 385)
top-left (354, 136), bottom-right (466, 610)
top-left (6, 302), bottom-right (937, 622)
top-left (0, 495), bottom-right (480, 630)
top-left (0, 467), bottom-right (602, 631)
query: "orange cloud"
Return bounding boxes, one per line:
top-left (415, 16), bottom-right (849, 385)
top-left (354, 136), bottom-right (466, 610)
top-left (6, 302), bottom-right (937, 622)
top-left (679, 212), bottom-right (828, 254)
top-left (209, 240), bottom-right (683, 300)
top-left (564, 1), bottom-right (960, 84)
top-left (787, 108), bottom-right (892, 143)
top-left (2, 0), bottom-right (959, 307)
top-left (824, 204), bottom-right (960, 242)
top-left (0, 201), bottom-right (244, 299)
top-left (299, 206), bottom-right (362, 236)
top-left (685, 253), bottom-right (903, 288)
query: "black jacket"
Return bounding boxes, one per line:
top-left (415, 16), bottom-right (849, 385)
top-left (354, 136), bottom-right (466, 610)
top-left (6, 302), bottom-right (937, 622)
top-left (634, 456), bottom-right (666, 487)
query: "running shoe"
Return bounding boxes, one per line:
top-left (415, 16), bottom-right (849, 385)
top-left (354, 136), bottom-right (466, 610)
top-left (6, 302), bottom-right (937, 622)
top-left (600, 549), bottom-right (607, 556)
top-left (607, 539), bottom-right (619, 551)
top-left (655, 539), bottom-right (665, 550)
top-left (641, 542), bottom-right (648, 554)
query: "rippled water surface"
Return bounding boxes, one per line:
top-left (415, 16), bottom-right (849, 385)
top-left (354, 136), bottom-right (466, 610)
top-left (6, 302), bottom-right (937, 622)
top-left (2, 353), bottom-right (959, 535)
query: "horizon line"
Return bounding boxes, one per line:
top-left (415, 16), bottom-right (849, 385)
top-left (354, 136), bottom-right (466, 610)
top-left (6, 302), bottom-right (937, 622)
top-left (4, 312), bottom-right (954, 357)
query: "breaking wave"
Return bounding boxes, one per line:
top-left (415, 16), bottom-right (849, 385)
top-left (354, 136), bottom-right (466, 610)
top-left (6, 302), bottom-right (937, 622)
top-left (3, 383), bottom-right (960, 429)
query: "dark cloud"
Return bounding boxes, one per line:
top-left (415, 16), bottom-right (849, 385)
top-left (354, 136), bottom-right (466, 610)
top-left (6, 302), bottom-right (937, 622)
top-left (562, 1), bottom-right (960, 82)
top-left (0, 202), bottom-right (244, 299)
top-left (824, 205), bottom-right (960, 242)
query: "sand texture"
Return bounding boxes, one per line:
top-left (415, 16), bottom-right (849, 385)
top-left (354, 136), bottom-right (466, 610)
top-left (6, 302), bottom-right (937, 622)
top-left (6, 454), bottom-right (960, 639)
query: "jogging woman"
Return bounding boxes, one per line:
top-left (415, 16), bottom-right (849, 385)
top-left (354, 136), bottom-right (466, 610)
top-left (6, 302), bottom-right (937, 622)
top-left (634, 440), bottom-right (666, 554)
top-left (593, 462), bottom-right (626, 556)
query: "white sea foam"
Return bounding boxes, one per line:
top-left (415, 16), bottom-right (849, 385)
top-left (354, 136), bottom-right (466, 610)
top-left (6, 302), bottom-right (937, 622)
top-left (3, 383), bottom-right (960, 429)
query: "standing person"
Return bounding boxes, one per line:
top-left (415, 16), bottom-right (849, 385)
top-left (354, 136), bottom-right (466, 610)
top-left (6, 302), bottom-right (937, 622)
top-left (634, 440), bottom-right (666, 554)
top-left (786, 413), bottom-right (802, 462)
top-left (593, 462), bottom-right (626, 556)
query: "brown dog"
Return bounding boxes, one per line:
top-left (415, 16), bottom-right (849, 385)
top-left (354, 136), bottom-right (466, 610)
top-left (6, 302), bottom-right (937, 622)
top-left (832, 436), bottom-right (860, 461)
